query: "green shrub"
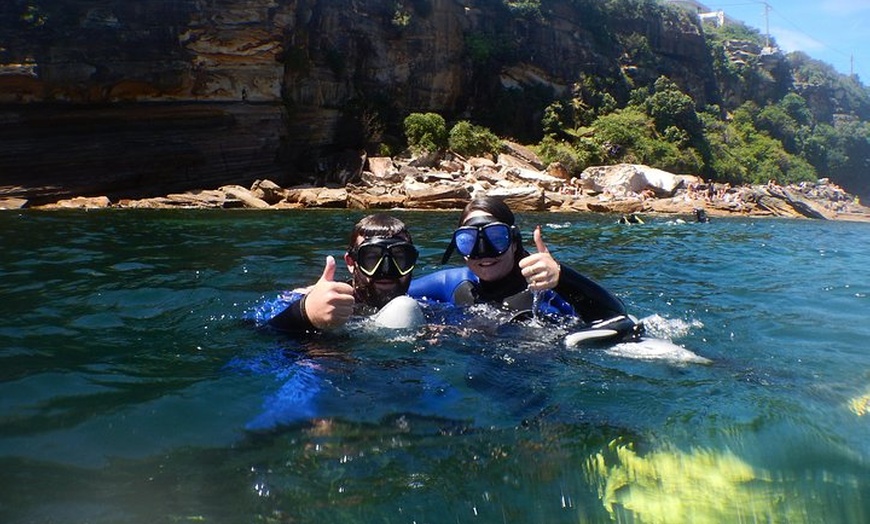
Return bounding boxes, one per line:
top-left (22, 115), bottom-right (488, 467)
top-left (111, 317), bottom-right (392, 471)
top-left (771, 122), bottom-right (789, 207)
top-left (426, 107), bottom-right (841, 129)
top-left (591, 107), bottom-right (652, 155)
top-left (646, 76), bottom-right (702, 137)
top-left (403, 112), bottom-right (448, 153)
top-left (534, 135), bottom-right (600, 175)
top-left (378, 143), bottom-right (394, 157)
top-left (448, 121), bottom-right (502, 157)
top-left (586, 106), bottom-right (704, 173)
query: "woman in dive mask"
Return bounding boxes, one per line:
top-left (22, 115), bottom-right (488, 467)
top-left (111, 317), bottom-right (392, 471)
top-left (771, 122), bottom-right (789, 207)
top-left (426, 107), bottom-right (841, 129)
top-left (409, 196), bottom-right (630, 325)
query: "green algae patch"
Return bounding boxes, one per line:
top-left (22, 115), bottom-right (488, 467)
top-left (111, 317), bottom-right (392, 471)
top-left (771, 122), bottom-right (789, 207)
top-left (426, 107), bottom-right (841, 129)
top-left (585, 439), bottom-right (807, 523)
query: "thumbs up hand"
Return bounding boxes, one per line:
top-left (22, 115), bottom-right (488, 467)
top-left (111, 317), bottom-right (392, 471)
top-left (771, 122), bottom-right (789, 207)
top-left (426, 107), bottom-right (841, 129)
top-left (519, 226), bottom-right (561, 291)
top-left (301, 256), bottom-right (356, 329)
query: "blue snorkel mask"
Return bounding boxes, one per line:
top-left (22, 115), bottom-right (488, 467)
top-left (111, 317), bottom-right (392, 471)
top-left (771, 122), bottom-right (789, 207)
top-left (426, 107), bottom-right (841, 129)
top-left (441, 216), bottom-right (520, 264)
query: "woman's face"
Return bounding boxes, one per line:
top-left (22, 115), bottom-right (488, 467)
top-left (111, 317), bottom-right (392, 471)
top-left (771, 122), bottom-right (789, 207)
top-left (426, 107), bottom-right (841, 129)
top-left (462, 211), bottom-right (517, 282)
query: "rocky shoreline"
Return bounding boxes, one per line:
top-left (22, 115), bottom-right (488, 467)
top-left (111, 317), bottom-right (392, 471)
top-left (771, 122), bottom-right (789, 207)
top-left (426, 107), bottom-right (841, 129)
top-left (3, 143), bottom-right (869, 223)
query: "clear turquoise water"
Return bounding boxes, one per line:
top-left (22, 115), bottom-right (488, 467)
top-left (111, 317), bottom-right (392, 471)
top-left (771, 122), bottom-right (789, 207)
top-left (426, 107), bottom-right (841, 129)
top-left (1, 209), bottom-right (869, 523)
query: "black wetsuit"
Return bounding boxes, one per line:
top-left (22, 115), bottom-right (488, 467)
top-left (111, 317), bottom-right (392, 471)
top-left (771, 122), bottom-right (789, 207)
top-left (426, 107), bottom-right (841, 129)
top-left (252, 283), bottom-right (377, 333)
top-left (408, 261), bottom-right (626, 324)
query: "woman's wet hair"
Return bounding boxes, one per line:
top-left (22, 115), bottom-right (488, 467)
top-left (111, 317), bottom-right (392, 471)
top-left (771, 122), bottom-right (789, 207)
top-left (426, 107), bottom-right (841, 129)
top-left (458, 196), bottom-right (516, 227)
top-left (347, 213), bottom-right (411, 251)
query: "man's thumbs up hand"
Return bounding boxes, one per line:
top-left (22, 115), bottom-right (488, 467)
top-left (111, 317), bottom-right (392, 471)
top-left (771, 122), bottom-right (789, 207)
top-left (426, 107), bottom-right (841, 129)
top-left (303, 256), bottom-right (356, 329)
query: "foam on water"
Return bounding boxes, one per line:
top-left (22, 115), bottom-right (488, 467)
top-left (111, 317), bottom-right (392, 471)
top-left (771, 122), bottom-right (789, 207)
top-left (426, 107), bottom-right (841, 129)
top-left (604, 337), bottom-right (712, 365)
top-left (564, 314), bottom-right (710, 364)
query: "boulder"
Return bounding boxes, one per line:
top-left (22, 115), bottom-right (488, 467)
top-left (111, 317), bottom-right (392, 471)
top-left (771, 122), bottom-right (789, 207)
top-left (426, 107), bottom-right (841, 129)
top-left (497, 152), bottom-right (540, 172)
top-left (438, 158), bottom-right (465, 173)
top-left (637, 165), bottom-right (686, 196)
top-left (546, 162), bottom-right (571, 181)
top-left (251, 179), bottom-right (286, 204)
top-left (120, 190), bottom-right (231, 208)
top-left (504, 167), bottom-right (564, 191)
top-left (581, 163), bottom-right (684, 197)
top-left (403, 180), bottom-right (470, 209)
top-left (347, 186), bottom-right (406, 209)
top-left (285, 187), bottom-right (347, 208)
top-left (0, 197), bottom-right (28, 209)
top-left (220, 185), bottom-right (271, 209)
top-left (500, 141), bottom-right (546, 170)
top-left (471, 165), bottom-right (505, 184)
top-left (41, 196), bottom-right (112, 209)
top-left (367, 157), bottom-right (397, 178)
top-left (468, 157), bottom-right (498, 169)
top-left (411, 171), bottom-right (458, 184)
top-left (476, 186), bottom-right (545, 212)
top-left (756, 186), bottom-right (831, 219)
top-left (587, 200), bottom-right (645, 214)
top-left (408, 151), bottom-right (442, 168)
top-left (362, 157), bottom-right (402, 185)
top-left (582, 164), bottom-right (646, 196)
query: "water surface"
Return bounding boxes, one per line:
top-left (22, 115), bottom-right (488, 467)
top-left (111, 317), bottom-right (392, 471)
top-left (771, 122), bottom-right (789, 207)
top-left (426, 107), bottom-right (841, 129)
top-left (1, 209), bottom-right (869, 523)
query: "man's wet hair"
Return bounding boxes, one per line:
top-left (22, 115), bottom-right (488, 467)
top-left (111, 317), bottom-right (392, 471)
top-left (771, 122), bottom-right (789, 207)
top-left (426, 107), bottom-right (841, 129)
top-left (347, 214), bottom-right (412, 252)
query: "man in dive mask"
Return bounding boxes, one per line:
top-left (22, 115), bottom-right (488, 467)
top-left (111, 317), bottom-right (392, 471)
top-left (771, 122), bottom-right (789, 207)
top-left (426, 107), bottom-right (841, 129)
top-left (265, 214), bottom-right (419, 332)
top-left (344, 216), bottom-right (418, 312)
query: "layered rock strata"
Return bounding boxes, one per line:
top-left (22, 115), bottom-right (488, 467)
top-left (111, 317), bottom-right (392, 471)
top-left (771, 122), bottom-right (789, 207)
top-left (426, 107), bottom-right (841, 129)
top-left (0, 0), bottom-right (716, 203)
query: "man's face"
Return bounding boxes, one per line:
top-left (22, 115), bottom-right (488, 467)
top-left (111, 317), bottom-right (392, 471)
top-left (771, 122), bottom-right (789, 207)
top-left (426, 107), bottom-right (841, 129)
top-left (345, 235), bottom-right (415, 308)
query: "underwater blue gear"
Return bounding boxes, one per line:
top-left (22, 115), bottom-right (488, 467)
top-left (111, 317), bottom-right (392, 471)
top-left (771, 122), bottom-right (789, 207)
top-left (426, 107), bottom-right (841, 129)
top-left (408, 266), bottom-right (577, 319)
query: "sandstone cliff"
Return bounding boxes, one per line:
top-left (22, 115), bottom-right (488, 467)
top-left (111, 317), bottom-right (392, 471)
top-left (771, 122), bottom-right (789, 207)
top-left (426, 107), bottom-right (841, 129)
top-left (0, 0), bottom-right (864, 204)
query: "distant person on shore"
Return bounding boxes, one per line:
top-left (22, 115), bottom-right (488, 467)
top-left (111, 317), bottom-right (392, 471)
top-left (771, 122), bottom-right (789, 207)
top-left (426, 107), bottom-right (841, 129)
top-left (409, 196), bottom-right (637, 331)
top-left (252, 213), bottom-right (420, 333)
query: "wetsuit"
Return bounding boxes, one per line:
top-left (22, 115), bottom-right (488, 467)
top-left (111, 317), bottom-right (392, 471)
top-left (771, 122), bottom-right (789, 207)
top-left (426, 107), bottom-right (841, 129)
top-left (248, 290), bottom-right (315, 332)
top-left (408, 259), bottom-right (627, 324)
top-left (254, 261), bottom-right (627, 329)
top-left (249, 287), bottom-right (381, 333)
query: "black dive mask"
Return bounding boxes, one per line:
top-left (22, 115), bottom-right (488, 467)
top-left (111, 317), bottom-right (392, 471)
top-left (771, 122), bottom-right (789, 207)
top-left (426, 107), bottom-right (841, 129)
top-left (350, 237), bottom-right (418, 278)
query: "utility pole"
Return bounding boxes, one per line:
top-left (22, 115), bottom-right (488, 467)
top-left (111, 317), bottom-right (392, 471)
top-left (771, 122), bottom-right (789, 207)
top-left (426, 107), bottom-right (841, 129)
top-left (763, 1), bottom-right (771, 48)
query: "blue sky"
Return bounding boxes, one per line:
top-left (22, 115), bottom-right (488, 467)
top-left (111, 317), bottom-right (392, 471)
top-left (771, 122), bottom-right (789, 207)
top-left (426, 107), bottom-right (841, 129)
top-left (708, 0), bottom-right (870, 86)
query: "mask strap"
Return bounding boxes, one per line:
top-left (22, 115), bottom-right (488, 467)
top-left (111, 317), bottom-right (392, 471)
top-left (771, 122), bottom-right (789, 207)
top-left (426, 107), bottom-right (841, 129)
top-left (441, 239), bottom-right (457, 265)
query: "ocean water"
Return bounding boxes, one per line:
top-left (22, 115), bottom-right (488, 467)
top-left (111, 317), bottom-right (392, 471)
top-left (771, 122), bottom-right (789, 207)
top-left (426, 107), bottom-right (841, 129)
top-left (1, 208), bottom-right (869, 523)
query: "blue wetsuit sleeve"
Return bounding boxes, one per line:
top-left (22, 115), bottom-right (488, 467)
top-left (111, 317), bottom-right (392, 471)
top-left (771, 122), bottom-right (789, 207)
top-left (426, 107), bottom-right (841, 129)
top-left (554, 264), bottom-right (626, 323)
top-left (538, 290), bottom-right (577, 318)
top-left (409, 267), bottom-right (477, 304)
top-left (249, 291), bottom-right (316, 332)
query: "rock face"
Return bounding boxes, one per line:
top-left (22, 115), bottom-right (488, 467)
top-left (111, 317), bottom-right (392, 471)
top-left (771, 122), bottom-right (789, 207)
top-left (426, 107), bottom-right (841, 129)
top-left (0, 104), bottom-right (288, 205)
top-left (2, 0), bottom-right (866, 204)
top-left (0, 0), bottom-right (717, 203)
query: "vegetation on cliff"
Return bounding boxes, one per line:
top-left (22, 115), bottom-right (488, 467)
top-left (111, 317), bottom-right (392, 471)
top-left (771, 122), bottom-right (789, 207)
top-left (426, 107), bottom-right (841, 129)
top-left (387, 0), bottom-right (870, 196)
